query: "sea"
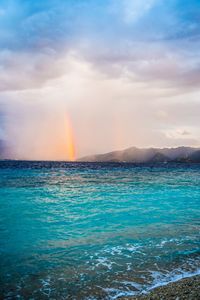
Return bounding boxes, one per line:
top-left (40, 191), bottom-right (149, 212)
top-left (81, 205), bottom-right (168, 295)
top-left (0, 161), bottom-right (200, 299)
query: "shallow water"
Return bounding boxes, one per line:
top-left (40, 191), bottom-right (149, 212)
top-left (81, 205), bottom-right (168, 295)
top-left (0, 161), bottom-right (200, 299)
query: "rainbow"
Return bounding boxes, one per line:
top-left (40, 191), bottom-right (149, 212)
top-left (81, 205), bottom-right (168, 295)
top-left (65, 115), bottom-right (76, 161)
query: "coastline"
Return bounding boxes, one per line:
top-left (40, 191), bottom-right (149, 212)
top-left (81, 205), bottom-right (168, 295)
top-left (121, 275), bottom-right (200, 300)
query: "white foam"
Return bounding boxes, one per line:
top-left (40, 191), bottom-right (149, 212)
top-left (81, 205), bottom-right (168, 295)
top-left (102, 268), bottom-right (200, 299)
top-left (95, 257), bottom-right (114, 270)
top-left (101, 243), bottom-right (142, 257)
top-left (120, 280), bottom-right (142, 290)
top-left (103, 287), bottom-right (137, 300)
top-left (148, 268), bottom-right (200, 291)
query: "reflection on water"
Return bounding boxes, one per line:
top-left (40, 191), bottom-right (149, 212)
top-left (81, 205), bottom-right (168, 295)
top-left (0, 161), bottom-right (200, 299)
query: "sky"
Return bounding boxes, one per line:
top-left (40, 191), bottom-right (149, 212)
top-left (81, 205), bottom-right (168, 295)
top-left (0, 0), bottom-right (200, 160)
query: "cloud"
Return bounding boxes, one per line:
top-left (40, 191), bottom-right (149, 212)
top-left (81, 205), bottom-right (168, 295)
top-left (0, 49), bottom-right (69, 91)
top-left (164, 128), bottom-right (191, 139)
top-left (162, 127), bottom-right (199, 146)
top-left (0, 0), bottom-right (200, 158)
top-left (1, 55), bottom-right (200, 159)
top-left (0, 0), bottom-right (200, 93)
top-left (180, 130), bottom-right (190, 136)
top-left (118, 0), bottom-right (158, 24)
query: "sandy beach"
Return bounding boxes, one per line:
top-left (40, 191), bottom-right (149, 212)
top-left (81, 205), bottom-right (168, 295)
top-left (122, 275), bottom-right (200, 300)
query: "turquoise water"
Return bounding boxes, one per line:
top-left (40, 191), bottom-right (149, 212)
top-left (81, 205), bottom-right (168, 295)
top-left (0, 161), bottom-right (200, 299)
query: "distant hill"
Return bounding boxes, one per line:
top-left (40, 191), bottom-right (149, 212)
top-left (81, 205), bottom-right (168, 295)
top-left (78, 146), bottom-right (200, 163)
top-left (186, 150), bottom-right (200, 163)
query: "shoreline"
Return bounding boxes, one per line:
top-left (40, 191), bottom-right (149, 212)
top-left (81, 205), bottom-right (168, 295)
top-left (121, 275), bottom-right (200, 300)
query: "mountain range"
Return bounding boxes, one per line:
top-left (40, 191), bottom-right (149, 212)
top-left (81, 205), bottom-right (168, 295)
top-left (79, 146), bottom-right (200, 163)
